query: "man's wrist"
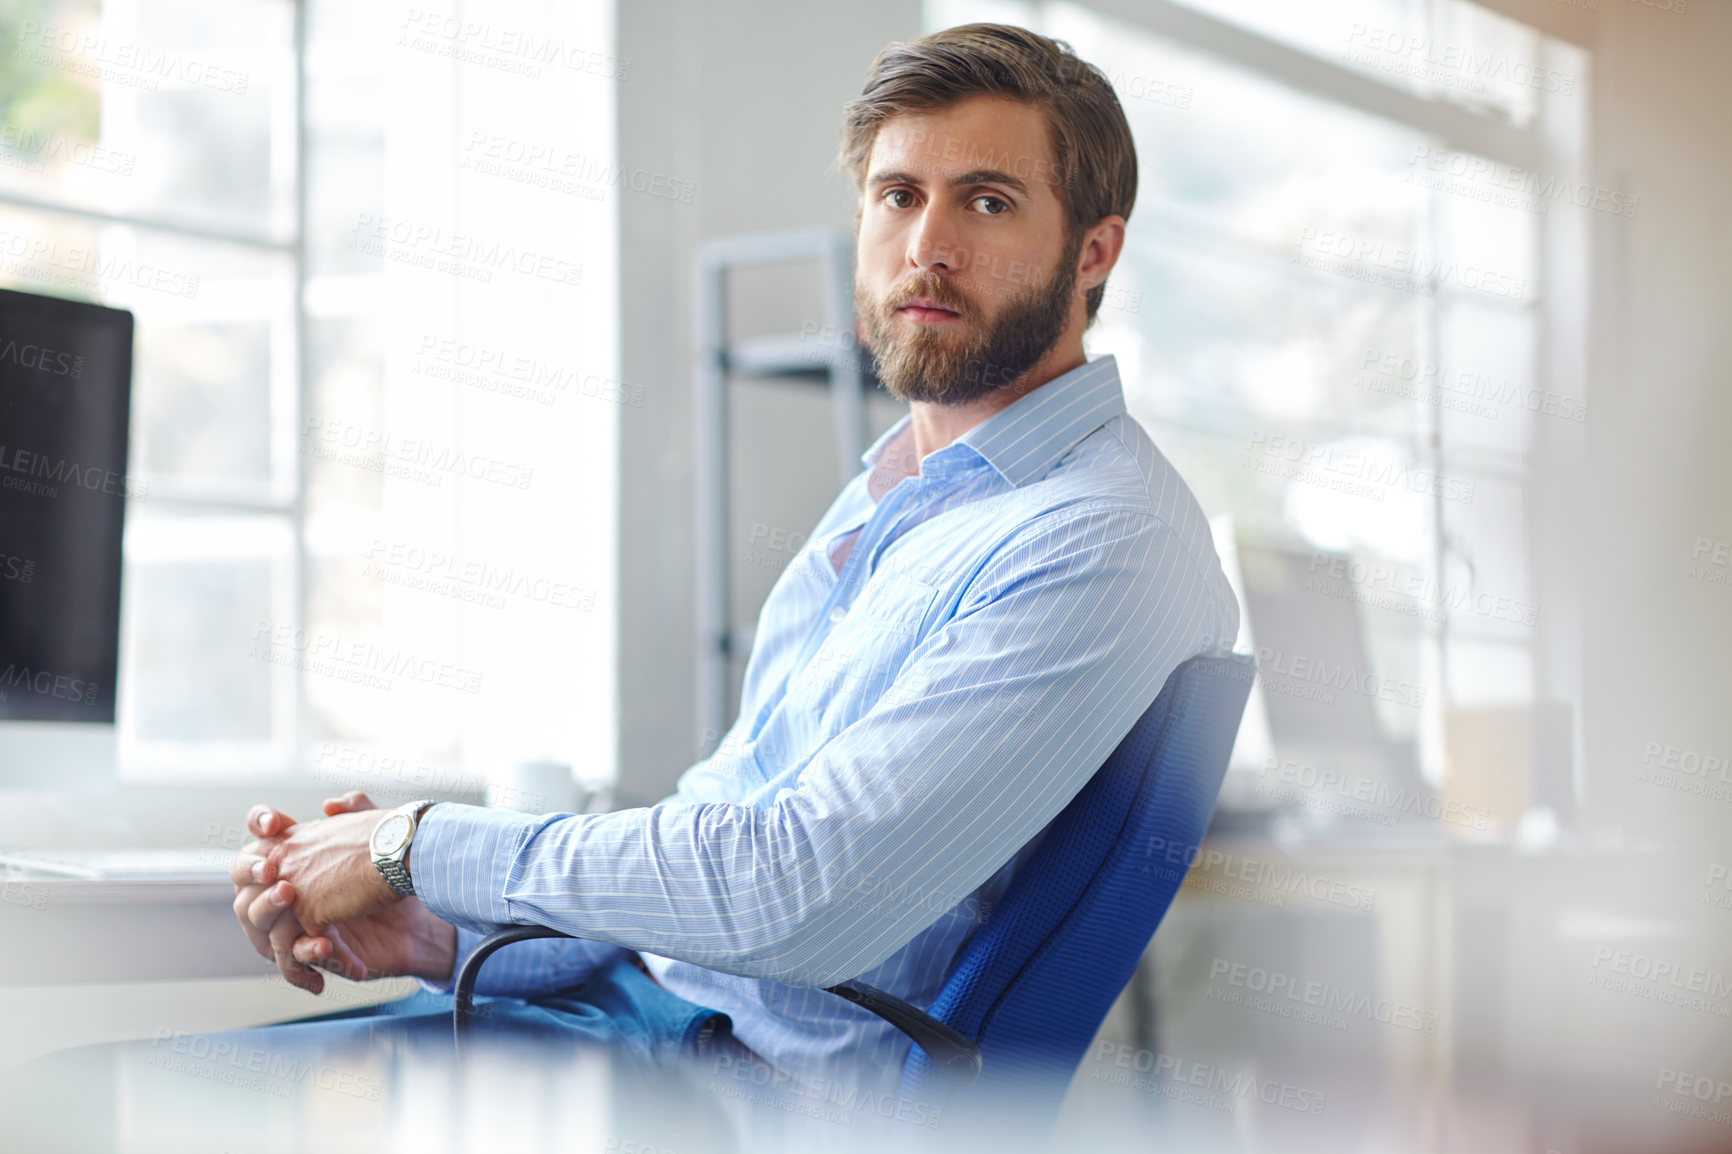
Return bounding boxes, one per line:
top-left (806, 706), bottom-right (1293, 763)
top-left (404, 800), bottom-right (438, 890)
top-left (415, 918), bottom-right (459, 985)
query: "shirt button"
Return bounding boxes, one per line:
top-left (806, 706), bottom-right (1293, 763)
top-left (828, 607), bottom-right (846, 623)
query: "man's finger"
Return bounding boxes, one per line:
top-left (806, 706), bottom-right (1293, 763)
top-left (268, 910), bottom-right (322, 994)
top-left (228, 848), bottom-right (280, 889)
top-left (321, 790), bottom-right (376, 816)
top-left (295, 933), bottom-right (367, 982)
top-left (245, 880), bottom-right (296, 943)
top-left (247, 805), bottom-right (296, 839)
top-left (232, 884), bottom-right (275, 961)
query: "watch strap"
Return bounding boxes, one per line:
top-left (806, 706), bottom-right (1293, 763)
top-left (376, 853), bottom-right (415, 897)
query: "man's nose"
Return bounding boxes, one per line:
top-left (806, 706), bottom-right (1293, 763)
top-left (907, 206), bottom-right (962, 272)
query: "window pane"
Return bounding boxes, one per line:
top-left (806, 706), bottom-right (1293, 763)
top-left (1434, 297), bottom-right (1541, 460)
top-left (1161, 0), bottom-right (1551, 125)
top-left (1049, 3), bottom-right (1426, 254)
top-left (0, 0), bottom-right (295, 238)
top-left (1110, 235), bottom-right (1427, 448)
top-left (117, 508), bottom-right (294, 775)
top-left (0, 203), bottom-right (296, 503)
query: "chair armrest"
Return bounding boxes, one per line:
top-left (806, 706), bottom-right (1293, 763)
top-left (452, 923), bottom-right (571, 1040)
top-left (451, 926), bottom-right (982, 1085)
top-left (823, 980), bottom-right (981, 1086)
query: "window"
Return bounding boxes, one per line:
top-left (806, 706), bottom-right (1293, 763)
top-left (1, 0), bottom-right (621, 790)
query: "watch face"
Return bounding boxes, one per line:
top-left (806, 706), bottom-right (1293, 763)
top-left (372, 813), bottom-right (411, 855)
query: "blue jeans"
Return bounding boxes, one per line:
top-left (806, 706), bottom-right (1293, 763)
top-left (3, 953), bottom-right (755, 1150)
top-left (256, 950), bottom-right (745, 1071)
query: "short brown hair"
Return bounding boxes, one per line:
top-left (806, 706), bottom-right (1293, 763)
top-left (838, 23), bottom-right (1137, 322)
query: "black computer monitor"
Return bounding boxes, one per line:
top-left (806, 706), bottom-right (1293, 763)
top-left (0, 287), bottom-right (134, 725)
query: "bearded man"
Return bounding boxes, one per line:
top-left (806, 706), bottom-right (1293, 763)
top-left (222, 20), bottom-right (1238, 1107)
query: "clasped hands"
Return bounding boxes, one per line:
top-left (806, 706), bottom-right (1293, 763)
top-left (229, 791), bottom-right (456, 994)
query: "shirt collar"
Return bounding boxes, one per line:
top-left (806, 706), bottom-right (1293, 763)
top-left (859, 353), bottom-right (1127, 488)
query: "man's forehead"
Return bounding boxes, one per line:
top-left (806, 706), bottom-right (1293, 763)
top-left (868, 97), bottom-right (1059, 186)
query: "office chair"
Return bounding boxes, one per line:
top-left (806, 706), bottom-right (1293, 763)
top-left (452, 650), bottom-right (1254, 1124)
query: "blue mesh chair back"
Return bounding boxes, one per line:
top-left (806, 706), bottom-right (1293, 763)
top-left (451, 651), bottom-right (1253, 1128)
top-left (897, 650), bottom-right (1253, 1120)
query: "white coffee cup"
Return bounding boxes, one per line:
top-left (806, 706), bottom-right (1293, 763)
top-left (485, 759), bottom-right (583, 815)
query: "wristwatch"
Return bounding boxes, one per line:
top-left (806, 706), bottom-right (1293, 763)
top-left (369, 799), bottom-right (438, 897)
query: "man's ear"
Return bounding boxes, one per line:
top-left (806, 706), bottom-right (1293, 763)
top-left (1076, 214), bottom-right (1127, 296)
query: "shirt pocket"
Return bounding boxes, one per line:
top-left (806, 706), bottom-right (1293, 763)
top-left (792, 573), bottom-right (942, 723)
top-left (851, 570), bottom-right (942, 638)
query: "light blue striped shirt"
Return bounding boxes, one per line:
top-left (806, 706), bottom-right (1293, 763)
top-left (411, 353), bottom-right (1239, 1100)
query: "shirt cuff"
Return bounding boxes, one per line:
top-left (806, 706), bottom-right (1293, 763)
top-left (411, 802), bottom-right (544, 935)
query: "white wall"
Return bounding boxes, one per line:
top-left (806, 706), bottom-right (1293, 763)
top-left (613, 0), bottom-right (921, 803)
top-left (1577, 0), bottom-right (1732, 843)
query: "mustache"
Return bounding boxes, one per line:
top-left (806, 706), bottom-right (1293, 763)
top-left (885, 277), bottom-right (969, 317)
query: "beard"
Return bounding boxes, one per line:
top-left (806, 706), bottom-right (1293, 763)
top-left (857, 229), bottom-right (1082, 406)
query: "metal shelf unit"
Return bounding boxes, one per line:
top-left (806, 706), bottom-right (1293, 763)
top-left (692, 227), bottom-right (875, 747)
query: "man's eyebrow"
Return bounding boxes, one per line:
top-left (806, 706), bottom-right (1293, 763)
top-left (866, 168), bottom-right (1033, 197)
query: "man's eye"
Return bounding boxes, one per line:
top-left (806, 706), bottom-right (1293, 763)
top-left (883, 189), bottom-right (916, 209)
top-left (972, 195), bottom-right (1009, 215)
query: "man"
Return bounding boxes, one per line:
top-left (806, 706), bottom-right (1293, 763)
top-left (231, 22), bottom-right (1238, 1103)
